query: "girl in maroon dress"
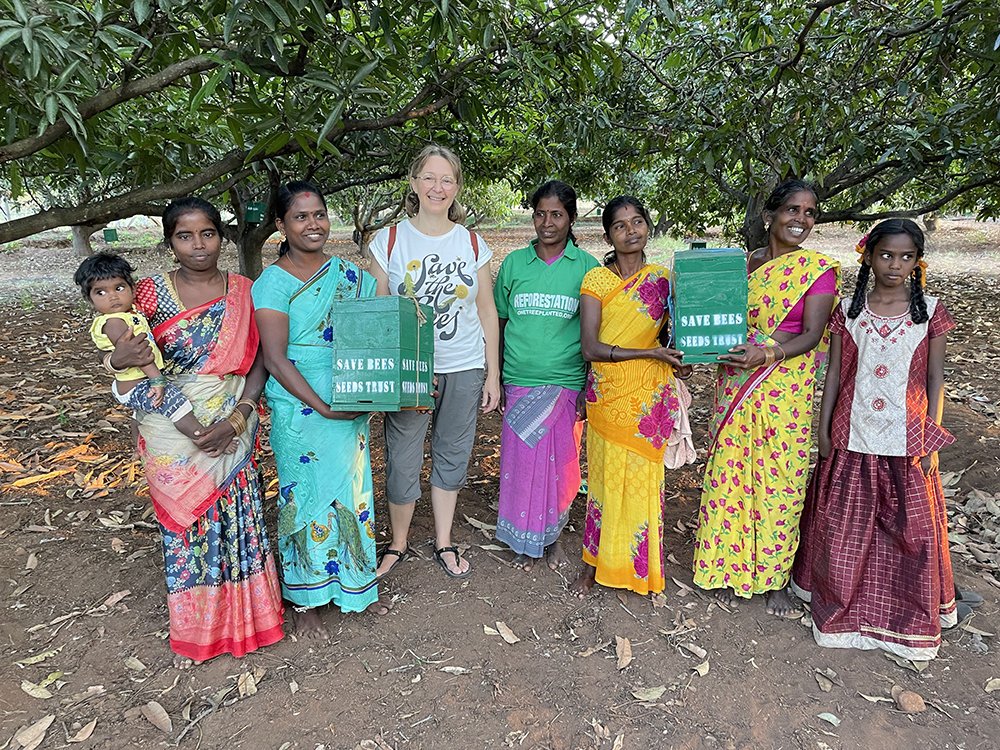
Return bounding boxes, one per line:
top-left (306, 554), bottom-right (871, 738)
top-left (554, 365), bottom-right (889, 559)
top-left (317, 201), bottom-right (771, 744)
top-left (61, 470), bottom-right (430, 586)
top-left (792, 218), bottom-right (957, 660)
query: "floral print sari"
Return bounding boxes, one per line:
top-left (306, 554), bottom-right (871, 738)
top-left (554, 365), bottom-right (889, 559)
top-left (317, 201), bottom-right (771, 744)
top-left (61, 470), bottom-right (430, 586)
top-left (252, 259), bottom-right (380, 612)
top-left (692, 250), bottom-right (839, 598)
top-left (579, 265), bottom-right (679, 594)
top-left (134, 273), bottom-right (284, 661)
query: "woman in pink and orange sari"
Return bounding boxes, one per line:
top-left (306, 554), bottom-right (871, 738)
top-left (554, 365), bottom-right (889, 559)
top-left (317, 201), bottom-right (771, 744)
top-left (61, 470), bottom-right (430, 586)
top-left (692, 180), bottom-right (839, 616)
top-left (111, 197), bottom-right (284, 668)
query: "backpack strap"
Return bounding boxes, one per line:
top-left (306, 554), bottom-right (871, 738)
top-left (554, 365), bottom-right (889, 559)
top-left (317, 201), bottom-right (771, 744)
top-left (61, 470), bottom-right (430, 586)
top-left (467, 227), bottom-right (479, 261)
top-left (386, 224), bottom-right (398, 262)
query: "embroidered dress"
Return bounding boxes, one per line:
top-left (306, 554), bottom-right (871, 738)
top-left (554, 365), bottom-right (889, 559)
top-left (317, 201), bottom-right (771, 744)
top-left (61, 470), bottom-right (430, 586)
top-left (693, 250), bottom-right (839, 597)
top-left (252, 259), bottom-right (380, 612)
top-left (580, 265), bottom-right (680, 594)
top-left (133, 273), bottom-right (284, 662)
top-left (792, 299), bottom-right (957, 660)
top-left (494, 241), bottom-right (597, 557)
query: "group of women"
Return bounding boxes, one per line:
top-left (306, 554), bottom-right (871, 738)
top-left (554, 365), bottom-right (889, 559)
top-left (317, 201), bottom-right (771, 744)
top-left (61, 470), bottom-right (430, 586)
top-left (108, 144), bottom-right (968, 668)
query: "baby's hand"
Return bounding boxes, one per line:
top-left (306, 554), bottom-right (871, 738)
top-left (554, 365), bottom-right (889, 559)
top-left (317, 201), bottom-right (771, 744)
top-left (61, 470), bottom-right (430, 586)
top-left (150, 385), bottom-right (165, 408)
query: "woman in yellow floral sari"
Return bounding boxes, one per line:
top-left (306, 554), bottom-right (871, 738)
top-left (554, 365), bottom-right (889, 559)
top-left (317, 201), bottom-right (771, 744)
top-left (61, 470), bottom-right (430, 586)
top-left (570, 196), bottom-right (691, 598)
top-left (693, 180), bottom-right (839, 615)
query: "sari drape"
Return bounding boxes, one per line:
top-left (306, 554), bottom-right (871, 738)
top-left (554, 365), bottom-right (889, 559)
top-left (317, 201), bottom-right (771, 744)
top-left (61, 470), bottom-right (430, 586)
top-left (252, 259), bottom-right (380, 612)
top-left (135, 273), bottom-right (283, 661)
top-left (693, 250), bottom-right (839, 597)
top-left (580, 266), bottom-right (679, 594)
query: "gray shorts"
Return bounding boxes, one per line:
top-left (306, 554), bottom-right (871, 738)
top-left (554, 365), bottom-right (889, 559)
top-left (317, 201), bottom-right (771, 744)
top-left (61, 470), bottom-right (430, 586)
top-left (383, 368), bottom-right (485, 505)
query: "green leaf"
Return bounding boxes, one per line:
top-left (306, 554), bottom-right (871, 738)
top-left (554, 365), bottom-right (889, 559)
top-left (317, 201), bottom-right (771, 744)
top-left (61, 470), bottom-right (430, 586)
top-left (347, 59), bottom-right (379, 89)
top-left (106, 24), bottom-right (153, 48)
top-left (44, 94), bottom-right (58, 125)
top-left (317, 99), bottom-right (346, 144)
top-left (9, 161), bottom-right (23, 200)
top-left (0, 27), bottom-right (22, 52)
top-left (263, 0), bottom-right (291, 26)
top-left (933, 0), bottom-right (942, 17)
top-left (190, 64), bottom-right (228, 114)
top-left (132, 0), bottom-right (152, 24)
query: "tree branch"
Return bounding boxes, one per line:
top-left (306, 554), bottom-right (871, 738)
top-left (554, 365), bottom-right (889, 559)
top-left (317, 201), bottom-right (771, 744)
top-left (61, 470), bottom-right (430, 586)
top-left (819, 174), bottom-right (1000, 223)
top-left (0, 55), bottom-right (218, 164)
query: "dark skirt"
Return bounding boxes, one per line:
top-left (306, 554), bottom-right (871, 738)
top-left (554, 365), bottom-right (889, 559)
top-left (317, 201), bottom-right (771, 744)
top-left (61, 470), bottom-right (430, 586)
top-left (792, 449), bottom-right (956, 660)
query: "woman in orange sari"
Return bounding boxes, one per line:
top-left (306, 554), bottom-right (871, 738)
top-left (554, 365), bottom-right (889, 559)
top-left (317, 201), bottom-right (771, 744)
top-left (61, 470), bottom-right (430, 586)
top-left (570, 196), bottom-right (690, 598)
top-left (111, 198), bottom-right (284, 667)
top-left (692, 180), bottom-right (839, 615)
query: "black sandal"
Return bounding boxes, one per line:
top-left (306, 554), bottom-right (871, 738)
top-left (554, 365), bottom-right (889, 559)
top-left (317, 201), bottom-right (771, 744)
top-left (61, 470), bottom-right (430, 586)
top-left (376, 544), bottom-right (409, 581)
top-left (434, 546), bottom-right (472, 579)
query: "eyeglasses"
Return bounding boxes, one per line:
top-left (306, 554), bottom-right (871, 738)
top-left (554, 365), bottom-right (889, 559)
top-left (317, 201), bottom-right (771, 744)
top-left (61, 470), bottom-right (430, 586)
top-left (417, 174), bottom-right (458, 189)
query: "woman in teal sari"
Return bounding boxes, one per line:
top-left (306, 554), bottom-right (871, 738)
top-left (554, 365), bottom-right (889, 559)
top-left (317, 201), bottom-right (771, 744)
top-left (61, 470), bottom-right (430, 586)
top-left (253, 181), bottom-right (392, 638)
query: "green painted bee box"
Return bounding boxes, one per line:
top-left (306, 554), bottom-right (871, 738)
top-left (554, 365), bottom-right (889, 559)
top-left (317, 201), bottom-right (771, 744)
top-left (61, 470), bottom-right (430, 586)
top-left (327, 296), bottom-right (435, 411)
top-left (672, 247), bottom-right (748, 363)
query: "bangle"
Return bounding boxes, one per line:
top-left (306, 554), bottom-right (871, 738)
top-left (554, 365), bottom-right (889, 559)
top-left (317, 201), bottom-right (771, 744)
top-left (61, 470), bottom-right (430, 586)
top-left (236, 398), bottom-right (258, 413)
top-left (103, 352), bottom-right (129, 375)
top-left (610, 345), bottom-right (619, 362)
top-left (148, 375), bottom-right (168, 387)
top-left (227, 408), bottom-right (248, 437)
top-left (762, 347), bottom-right (775, 367)
top-left (774, 345), bottom-right (786, 363)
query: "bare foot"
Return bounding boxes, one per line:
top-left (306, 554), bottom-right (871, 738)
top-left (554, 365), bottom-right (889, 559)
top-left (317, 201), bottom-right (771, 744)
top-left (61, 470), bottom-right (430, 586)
top-left (291, 607), bottom-right (329, 639)
top-left (569, 564), bottom-right (596, 598)
top-left (714, 587), bottom-right (739, 608)
top-left (172, 654), bottom-right (203, 670)
top-left (365, 594), bottom-right (395, 616)
top-left (545, 540), bottom-right (570, 570)
top-left (765, 588), bottom-right (800, 617)
top-left (510, 553), bottom-right (537, 572)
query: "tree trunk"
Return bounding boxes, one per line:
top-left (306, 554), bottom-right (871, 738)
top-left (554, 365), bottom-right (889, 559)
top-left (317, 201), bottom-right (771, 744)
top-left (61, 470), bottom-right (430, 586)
top-left (229, 171), bottom-right (279, 280)
top-left (739, 193), bottom-right (768, 252)
top-left (653, 211), bottom-right (673, 238)
top-left (71, 223), bottom-right (107, 256)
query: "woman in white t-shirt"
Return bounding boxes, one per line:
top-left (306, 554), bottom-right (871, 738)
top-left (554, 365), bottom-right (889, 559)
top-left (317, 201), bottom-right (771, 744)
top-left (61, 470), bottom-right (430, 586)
top-left (369, 145), bottom-right (501, 579)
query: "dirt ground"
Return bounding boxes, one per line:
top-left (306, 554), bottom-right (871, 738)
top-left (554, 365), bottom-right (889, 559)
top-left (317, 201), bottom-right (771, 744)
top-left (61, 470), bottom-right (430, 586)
top-left (1, 219), bottom-right (1000, 750)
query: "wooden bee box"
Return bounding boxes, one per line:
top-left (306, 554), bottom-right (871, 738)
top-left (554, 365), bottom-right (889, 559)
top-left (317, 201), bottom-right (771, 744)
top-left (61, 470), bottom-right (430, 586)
top-left (673, 247), bottom-right (748, 363)
top-left (327, 297), bottom-right (435, 411)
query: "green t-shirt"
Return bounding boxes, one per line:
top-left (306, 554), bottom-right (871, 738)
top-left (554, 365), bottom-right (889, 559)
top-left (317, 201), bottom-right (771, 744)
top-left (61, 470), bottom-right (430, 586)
top-left (493, 240), bottom-right (600, 389)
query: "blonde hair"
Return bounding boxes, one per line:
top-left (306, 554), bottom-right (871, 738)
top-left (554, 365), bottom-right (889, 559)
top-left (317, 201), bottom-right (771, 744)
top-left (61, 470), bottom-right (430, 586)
top-left (405, 144), bottom-right (467, 224)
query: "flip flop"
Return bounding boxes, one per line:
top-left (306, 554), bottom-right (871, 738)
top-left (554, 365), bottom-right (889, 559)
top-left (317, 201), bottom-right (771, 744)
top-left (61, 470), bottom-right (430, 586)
top-left (434, 546), bottom-right (472, 579)
top-left (376, 544), bottom-right (409, 581)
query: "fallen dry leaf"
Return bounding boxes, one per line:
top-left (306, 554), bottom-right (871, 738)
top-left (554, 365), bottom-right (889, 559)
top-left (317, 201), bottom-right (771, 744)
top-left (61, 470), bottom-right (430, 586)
top-left (578, 640), bottom-right (612, 658)
top-left (13, 713), bottom-right (55, 750)
top-left (123, 656), bottom-right (146, 672)
top-left (612, 732), bottom-right (625, 750)
top-left (679, 642), bottom-right (707, 660)
top-left (631, 685), bottom-right (666, 702)
top-left (68, 718), bottom-right (97, 743)
top-left (438, 666), bottom-right (471, 675)
top-left (102, 590), bottom-right (130, 607)
top-left (884, 652), bottom-right (928, 672)
top-left (650, 593), bottom-right (668, 609)
top-left (20, 679), bottom-right (53, 699)
top-left (238, 671), bottom-right (257, 697)
top-left (25, 551), bottom-right (38, 570)
top-left (692, 660), bottom-right (710, 677)
top-left (616, 636), bottom-right (633, 670)
top-left (483, 625), bottom-right (499, 635)
top-left (817, 712), bottom-right (841, 727)
top-left (14, 645), bottom-right (63, 666)
top-left (616, 591), bottom-right (628, 606)
top-left (141, 701), bottom-right (172, 732)
top-left (858, 692), bottom-right (894, 703)
top-left (984, 678), bottom-right (1000, 693)
top-left (815, 673), bottom-right (833, 692)
top-left (495, 621), bottom-right (520, 645)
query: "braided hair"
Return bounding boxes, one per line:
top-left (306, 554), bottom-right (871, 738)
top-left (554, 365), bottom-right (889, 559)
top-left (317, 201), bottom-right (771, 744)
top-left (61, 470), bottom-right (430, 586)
top-left (601, 195), bottom-right (653, 267)
top-left (530, 180), bottom-right (579, 247)
top-left (274, 181), bottom-right (326, 256)
top-left (847, 218), bottom-right (928, 323)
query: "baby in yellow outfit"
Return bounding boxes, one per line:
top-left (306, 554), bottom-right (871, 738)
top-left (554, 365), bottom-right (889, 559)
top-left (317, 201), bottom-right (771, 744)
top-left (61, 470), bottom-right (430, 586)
top-left (75, 253), bottom-right (205, 440)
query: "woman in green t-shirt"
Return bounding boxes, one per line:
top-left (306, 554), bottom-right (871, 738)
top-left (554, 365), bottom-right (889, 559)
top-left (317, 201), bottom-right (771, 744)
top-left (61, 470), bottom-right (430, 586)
top-left (493, 180), bottom-right (599, 572)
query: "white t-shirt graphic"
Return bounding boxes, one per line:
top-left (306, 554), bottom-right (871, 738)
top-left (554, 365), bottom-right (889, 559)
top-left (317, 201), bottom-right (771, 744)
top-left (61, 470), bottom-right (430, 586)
top-left (370, 219), bottom-right (493, 373)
